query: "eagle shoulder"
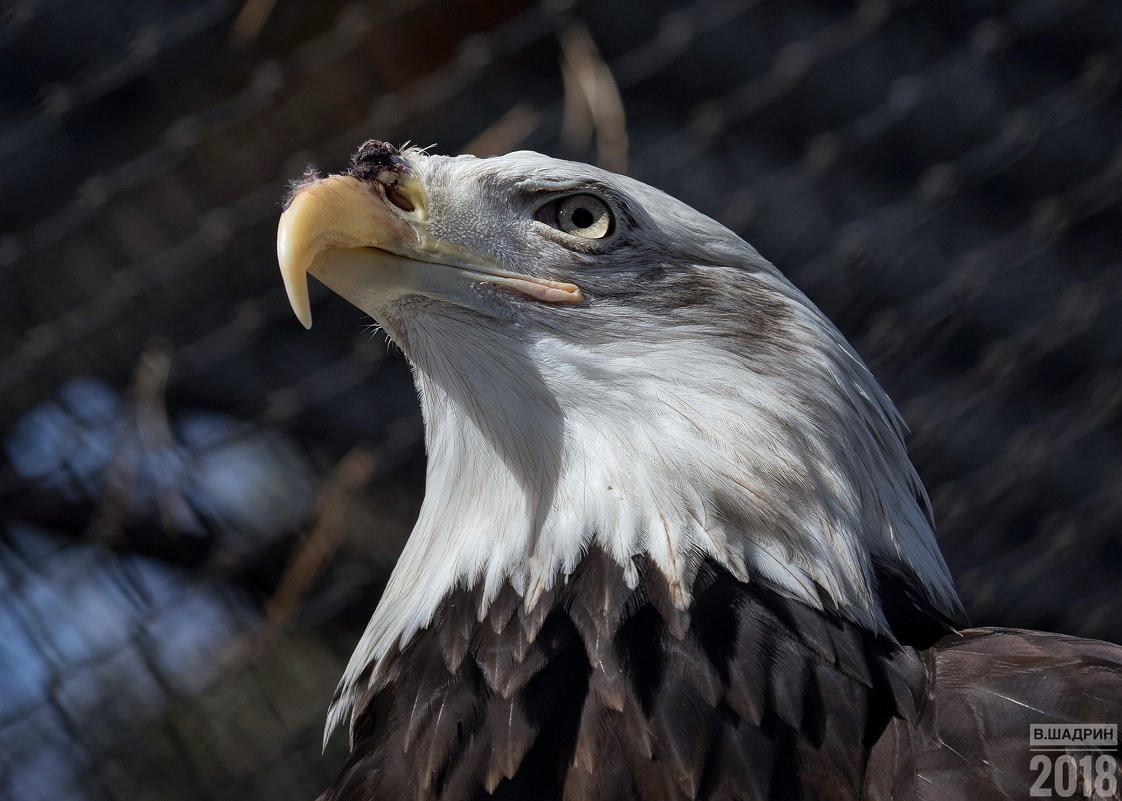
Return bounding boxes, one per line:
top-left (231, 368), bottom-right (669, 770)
top-left (885, 627), bottom-right (1122, 801)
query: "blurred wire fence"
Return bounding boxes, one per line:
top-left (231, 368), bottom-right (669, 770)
top-left (1, 0), bottom-right (1119, 798)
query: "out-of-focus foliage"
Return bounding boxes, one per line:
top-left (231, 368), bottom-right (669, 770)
top-left (1, 0), bottom-right (1120, 799)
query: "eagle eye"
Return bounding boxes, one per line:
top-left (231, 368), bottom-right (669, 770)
top-left (536, 194), bottom-right (614, 240)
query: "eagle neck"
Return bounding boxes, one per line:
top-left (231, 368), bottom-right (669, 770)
top-left (329, 302), bottom-right (963, 746)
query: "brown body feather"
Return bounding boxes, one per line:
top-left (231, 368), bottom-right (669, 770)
top-left (319, 550), bottom-right (1122, 801)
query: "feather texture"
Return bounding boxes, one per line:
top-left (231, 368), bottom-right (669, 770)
top-left (319, 551), bottom-right (1122, 801)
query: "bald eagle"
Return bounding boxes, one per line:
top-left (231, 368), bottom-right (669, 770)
top-left (278, 141), bottom-right (1122, 801)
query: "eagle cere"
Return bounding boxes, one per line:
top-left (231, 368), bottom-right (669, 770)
top-left (278, 140), bottom-right (1122, 801)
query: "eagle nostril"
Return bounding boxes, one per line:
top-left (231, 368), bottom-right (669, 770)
top-left (384, 183), bottom-right (415, 212)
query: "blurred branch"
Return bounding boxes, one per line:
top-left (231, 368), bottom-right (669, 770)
top-left (230, 0), bottom-right (278, 46)
top-left (89, 338), bottom-right (196, 544)
top-left (259, 447), bottom-right (380, 643)
top-left (558, 21), bottom-right (628, 174)
top-left (461, 103), bottom-right (541, 157)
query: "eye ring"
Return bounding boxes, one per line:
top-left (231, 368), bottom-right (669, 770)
top-left (536, 193), bottom-right (614, 239)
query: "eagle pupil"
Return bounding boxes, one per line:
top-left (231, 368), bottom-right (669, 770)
top-left (571, 207), bottom-right (594, 228)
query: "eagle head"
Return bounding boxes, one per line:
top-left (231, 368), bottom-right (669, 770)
top-left (278, 140), bottom-right (963, 743)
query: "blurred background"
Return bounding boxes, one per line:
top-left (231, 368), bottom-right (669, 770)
top-left (1, 0), bottom-right (1120, 798)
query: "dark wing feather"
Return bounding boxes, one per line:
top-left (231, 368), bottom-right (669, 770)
top-left (768, 636), bottom-right (812, 731)
top-left (326, 552), bottom-right (915, 800)
top-left (878, 627), bottom-right (1122, 801)
top-left (650, 674), bottom-right (719, 798)
top-left (401, 635), bottom-right (461, 751)
top-left (323, 554), bottom-right (1122, 801)
top-left (864, 717), bottom-right (917, 801)
top-left (724, 618), bottom-right (769, 726)
top-left (436, 595), bottom-right (476, 674)
top-left (710, 722), bottom-right (775, 801)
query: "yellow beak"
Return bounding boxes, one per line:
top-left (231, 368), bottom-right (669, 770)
top-left (277, 174), bottom-right (583, 329)
top-left (277, 175), bottom-right (418, 329)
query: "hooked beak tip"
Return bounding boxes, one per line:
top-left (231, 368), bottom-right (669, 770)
top-left (277, 217), bottom-right (314, 329)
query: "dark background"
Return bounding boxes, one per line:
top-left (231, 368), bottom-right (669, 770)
top-left (1, 0), bottom-right (1120, 798)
